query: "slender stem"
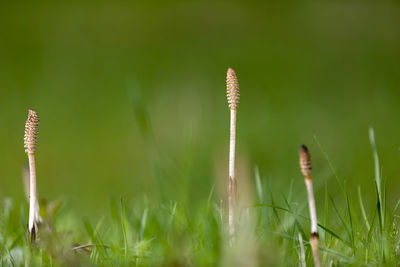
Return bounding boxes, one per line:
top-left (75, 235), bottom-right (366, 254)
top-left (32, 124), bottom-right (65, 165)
top-left (305, 176), bottom-right (320, 267)
top-left (229, 110), bottom-right (237, 181)
top-left (28, 153), bottom-right (38, 238)
top-left (228, 109), bottom-right (237, 241)
top-left (305, 177), bottom-right (318, 234)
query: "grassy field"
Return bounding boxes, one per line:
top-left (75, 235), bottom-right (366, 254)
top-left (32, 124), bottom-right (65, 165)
top-left (1, 1), bottom-right (400, 266)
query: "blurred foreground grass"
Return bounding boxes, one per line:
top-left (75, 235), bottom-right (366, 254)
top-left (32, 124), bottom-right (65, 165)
top-left (1, 129), bottom-right (400, 265)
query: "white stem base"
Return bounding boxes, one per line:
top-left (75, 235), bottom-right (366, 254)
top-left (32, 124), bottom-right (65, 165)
top-left (228, 109), bottom-right (237, 243)
top-left (305, 177), bottom-right (320, 266)
top-left (28, 153), bottom-right (39, 239)
top-left (305, 177), bottom-right (318, 234)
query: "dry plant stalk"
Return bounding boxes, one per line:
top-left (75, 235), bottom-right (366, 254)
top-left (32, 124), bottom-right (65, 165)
top-left (299, 144), bottom-right (320, 267)
top-left (24, 108), bottom-right (40, 241)
top-left (226, 68), bottom-right (240, 242)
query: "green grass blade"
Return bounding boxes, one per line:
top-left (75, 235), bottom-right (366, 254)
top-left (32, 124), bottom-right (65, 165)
top-left (120, 197), bottom-right (128, 258)
top-left (250, 204), bottom-right (351, 247)
top-left (394, 198), bottom-right (400, 213)
top-left (314, 135), bottom-right (345, 193)
top-left (319, 247), bottom-right (355, 263)
top-left (267, 186), bottom-right (281, 224)
top-left (345, 194), bottom-right (355, 253)
top-left (282, 195), bottom-right (305, 238)
top-left (5, 248), bottom-right (16, 267)
top-left (298, 233), bottom-right (306, 267)
top-left (357, 186), bottom-right (370, 231)
top-left (207, 184), bottom-right (215, 206)
top-left (369, 127), bottom-right (384, 228)
top-left (254, 166), bottom-right (263, 204)
top-left (139, 208), bottom-right (148, 242)
top-left (324, 183), bottom-right (329, 246)
top-left (329, 196), bottom-right (352, 247)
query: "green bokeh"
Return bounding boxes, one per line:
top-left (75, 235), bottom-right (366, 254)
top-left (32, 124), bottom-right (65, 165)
top-left (0, 1), bottom-right (399, 217)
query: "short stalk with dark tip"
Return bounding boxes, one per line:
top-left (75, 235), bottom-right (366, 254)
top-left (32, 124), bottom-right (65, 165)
top-left (299, 145), bottom-right (320, 267)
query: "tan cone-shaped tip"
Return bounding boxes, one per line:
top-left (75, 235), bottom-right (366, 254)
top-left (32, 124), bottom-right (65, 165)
top-left (226, 68), bottom-right (240, 110)
top-left (24, 109), bottom-right (39, 154)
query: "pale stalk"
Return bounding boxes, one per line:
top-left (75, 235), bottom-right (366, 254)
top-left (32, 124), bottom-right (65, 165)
top-left (305, 176), bottom-right (320, 267)
top-left (228, 108), bottom-right (237, 240)
top-left (305, 177), bottom-right (318, 234)
top-left (28, 153), bottom-right (38, 237)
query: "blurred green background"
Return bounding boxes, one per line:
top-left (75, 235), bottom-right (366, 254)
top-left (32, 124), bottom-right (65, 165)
top-left (0, 1), bottom-right (399, 218)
